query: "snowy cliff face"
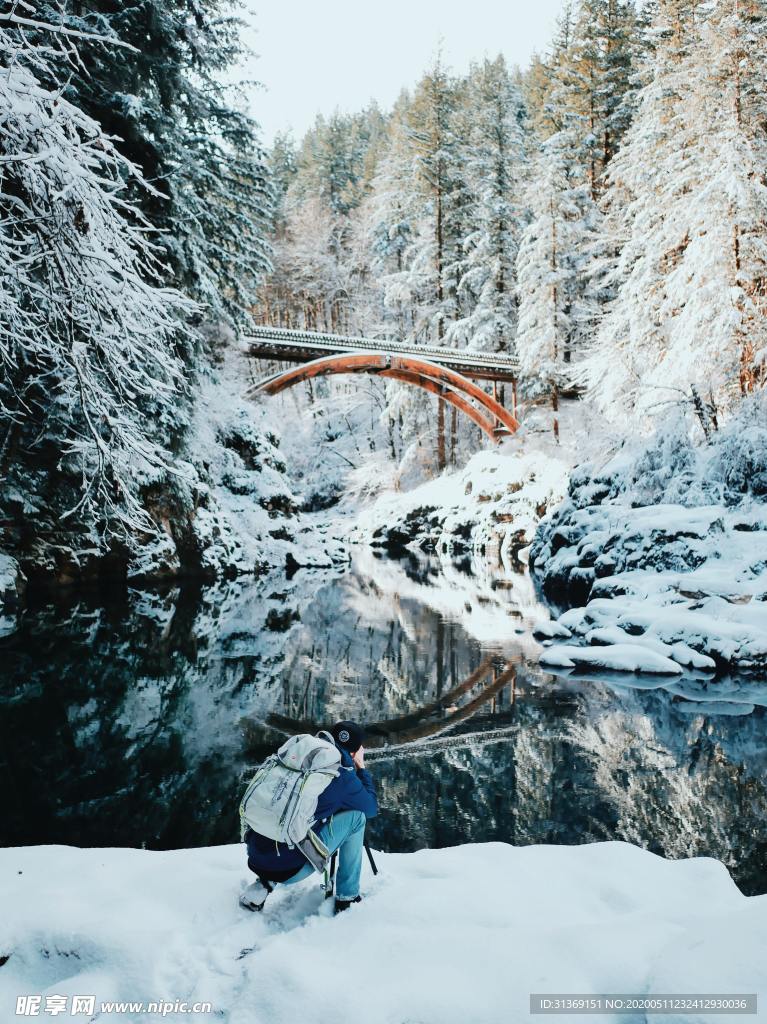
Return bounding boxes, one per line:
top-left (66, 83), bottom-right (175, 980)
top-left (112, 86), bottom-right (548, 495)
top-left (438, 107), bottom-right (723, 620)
top-left (529, 400), bottom-right (767, 673)
top-left (126, 378), bottom-right (346, 585)
top-left (0, 371), bottom-right (346, 620)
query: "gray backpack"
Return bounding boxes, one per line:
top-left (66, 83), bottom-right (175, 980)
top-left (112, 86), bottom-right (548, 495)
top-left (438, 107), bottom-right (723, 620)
top-left (239, 731), bottom-right (341, 869)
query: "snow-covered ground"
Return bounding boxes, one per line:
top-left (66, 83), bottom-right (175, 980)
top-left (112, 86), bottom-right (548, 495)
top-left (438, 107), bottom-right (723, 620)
top-left (1, 841), bottom-right (765, 1024)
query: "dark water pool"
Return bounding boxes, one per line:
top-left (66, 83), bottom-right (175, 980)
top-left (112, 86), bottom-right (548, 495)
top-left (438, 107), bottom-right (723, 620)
top-left (2, 549), bottom-right (766, 893)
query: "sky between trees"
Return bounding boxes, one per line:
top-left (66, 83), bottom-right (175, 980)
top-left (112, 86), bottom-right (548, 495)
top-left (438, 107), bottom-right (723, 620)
top-left (236, 0), bottom-right (565, 143)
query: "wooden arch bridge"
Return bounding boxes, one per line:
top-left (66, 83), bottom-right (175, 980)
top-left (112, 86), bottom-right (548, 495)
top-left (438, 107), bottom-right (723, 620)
top-left (245, 326), bottom-right (520, 442)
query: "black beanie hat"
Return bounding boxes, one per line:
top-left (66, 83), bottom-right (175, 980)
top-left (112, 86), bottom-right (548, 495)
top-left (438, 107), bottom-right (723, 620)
top-left (331, 720), bottom-right (365, 754)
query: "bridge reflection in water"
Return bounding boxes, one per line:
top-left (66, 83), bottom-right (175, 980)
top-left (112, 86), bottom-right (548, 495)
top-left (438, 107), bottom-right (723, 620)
top-left (261, 655), bottom-right (521, 756)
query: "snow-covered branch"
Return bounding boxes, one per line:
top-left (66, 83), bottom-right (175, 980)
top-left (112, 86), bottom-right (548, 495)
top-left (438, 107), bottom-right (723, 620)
top-left (0, 18), bottom-right (197, 538)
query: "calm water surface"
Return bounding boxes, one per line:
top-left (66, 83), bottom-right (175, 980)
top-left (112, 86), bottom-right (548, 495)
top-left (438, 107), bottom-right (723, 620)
top-left (1, 548), bottom-right (766, 893)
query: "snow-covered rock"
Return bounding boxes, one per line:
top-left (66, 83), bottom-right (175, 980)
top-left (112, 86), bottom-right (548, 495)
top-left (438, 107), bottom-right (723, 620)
top-left (540, 642), bottom-right (683, 675)
top-left (0, 553), bottom-right (26, 635)
top-left (353, 447), bottom-right (570, 572)
top-left (0, 841), bottom-right (764, 1024)
top-left (531, 403), bottom-right (767, 674)
top-left (0, 553), bottom-right (25, 609)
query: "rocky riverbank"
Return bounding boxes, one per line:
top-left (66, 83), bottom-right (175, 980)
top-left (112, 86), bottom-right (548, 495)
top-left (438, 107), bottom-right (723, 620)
top-left (530, 400), bottom-right (767, 674)
top-left (352, 446), bottom-right (570, 572)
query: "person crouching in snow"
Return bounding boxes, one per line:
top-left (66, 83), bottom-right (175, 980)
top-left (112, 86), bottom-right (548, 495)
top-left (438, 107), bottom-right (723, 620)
top-left (240, 720), bottom-right (378, 915)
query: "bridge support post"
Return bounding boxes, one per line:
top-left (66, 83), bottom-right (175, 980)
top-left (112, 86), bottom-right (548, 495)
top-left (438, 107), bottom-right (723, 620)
top-left (437, 398), bottom-right (446, 470)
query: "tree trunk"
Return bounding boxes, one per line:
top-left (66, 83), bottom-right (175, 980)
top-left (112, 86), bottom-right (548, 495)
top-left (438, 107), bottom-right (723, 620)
top-left (437, 399), bottom-right (446, 470)
top-left (436, 181), bottom-right (446, 471)
top-left (552, 384), bottom-right (560, 443)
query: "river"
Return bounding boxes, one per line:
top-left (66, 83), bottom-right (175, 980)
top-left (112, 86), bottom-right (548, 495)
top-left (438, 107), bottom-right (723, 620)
top-left (1, 546), bottom-right (766, 894)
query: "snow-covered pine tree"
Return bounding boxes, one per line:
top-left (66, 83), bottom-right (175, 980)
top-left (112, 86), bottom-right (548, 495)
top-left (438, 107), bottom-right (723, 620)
top-left (446, 56), bottom-right (528, 358)
top-left (0, 14), bottom-right (195, 537)
top-left (516, 128), bottom-right (601, 440)
top-left (672, 0), bottom-right (767, 408)
top-left (400, 59), bottom-right (463, 468)
top-left (403, 60), bottom-right (463, 345)
top-left (585, 0), bottom-right (767, 428)
top-left (519, 1), bottom-right (577, 142)
top-left (257, 133), bottom-right (298, 326)
top-left (275, 195), bottom-right (351, 333)
top-left (262, 106), bottom-right (388, 333)
top-left (292, 110), bottom-right (368, 217)
top-left (39, 0), bottom-right (273, 332)
top-left (340, 98), bottom-right (420, 462)
top-left (362, 95), bottom-right (420, 341)
top-left (521, 0), bottom-right (640, 195)
top-left (569, 0), bottom-right (640, 195)
top-left (582, 0), bottom-right (696, 422)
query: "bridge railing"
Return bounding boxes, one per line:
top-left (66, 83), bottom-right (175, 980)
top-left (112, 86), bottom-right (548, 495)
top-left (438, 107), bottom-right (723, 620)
top-left (245, 325), bottom-right (519, 374)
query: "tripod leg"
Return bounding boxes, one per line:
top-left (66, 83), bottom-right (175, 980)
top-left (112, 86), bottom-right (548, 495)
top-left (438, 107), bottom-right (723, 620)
top-left (325, 851), bottom-right (338, 899)
top-left (364, 825), bottom-right (379, 876)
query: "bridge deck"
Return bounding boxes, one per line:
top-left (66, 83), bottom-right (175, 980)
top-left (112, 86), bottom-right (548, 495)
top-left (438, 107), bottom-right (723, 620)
top-left (246, 325), bottom-right (518, 383)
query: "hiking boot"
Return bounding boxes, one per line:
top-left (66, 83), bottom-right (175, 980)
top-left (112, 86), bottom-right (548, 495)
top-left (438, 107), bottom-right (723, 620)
top-left (239, 880), bottom-right (270, 912)
top-left (334, 895), bottom-right (362, 915)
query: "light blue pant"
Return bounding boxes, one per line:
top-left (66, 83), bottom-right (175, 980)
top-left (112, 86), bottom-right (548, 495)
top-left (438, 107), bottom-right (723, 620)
top-left (282, 809), bottom-right (366, 901)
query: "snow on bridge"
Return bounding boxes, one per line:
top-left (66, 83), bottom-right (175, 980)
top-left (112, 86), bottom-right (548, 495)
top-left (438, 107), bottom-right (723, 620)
top-left (245, 325), bottom-right (519, 382)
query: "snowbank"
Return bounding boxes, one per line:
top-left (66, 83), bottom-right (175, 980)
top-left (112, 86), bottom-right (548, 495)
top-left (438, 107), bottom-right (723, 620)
top-left (1, 842), bottom-right (764, 1024)
top-left (353, 446), bottom-right (570, 572)
top-left (531, 402), bottom-right (767, 674)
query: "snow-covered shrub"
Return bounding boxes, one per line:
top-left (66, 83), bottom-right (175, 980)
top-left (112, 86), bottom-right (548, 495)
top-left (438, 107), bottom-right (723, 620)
top-left (710, 394), bottom-right (767, 500)
top-left (550, 394), bottom-right (767, 523)
top-left (619, 414), bottom-right (713, 508)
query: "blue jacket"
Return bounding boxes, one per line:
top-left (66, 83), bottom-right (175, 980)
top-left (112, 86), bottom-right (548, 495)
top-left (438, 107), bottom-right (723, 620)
top-left (245, 748), bottom-right (378, 881)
